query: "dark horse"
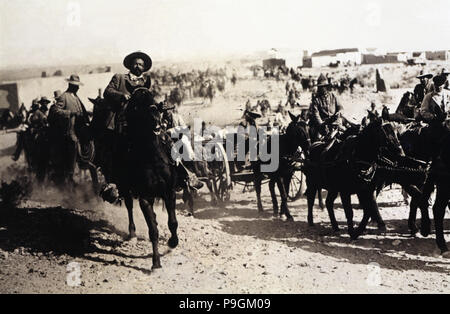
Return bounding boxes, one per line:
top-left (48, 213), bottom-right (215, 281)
top-left (412, 121), bottom-right (450, 255)
top-left (430, 130), bottom-right (450, 255)
top-left (304, 117), bottom-right (406, 239)
top-left (119, 87), bottom-right (180, 269)
top-left (252, 112), bottom-right (311, 220)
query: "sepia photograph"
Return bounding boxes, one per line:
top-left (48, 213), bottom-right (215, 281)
top-left (0, 0), bottom-right (449, 297)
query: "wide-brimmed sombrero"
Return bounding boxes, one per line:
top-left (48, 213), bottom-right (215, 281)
top-left (244, 109), bottom-right (262, 119)
top-left (39, 96), bottom-right (51, 104)
top-left (123, 51), bottom-right (152, 72)
top-left (65, 74), bottom-right (84, 86)
top-left (416, 73), bottom-right (433, 79)
top-left (157, 101), bottom-right (175, 112)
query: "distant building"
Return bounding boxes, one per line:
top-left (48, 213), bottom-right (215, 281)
top-left (425, 50), bottom-right (449, 61)
top-left (386, 52), bottom-right (411, 63)
top-left (362, 54), bottom-right (400, 64)
top-left (310, 48), bottom-right (361, 68)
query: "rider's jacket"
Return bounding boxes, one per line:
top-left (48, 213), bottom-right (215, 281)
top-left (104, 73), bottom-right (151, 133)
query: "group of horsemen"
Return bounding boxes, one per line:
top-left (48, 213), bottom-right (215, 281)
top-left (10, 51), bottom-right (450, 200)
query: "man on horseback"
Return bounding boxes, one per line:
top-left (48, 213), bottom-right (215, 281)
top-left (103, 52), bottom-right (202, 194)
top-left (309, 74), bottom-right (344, 141)
top-left (38, 97), bottom-right (51, 117)
top-left (420, 74), bottom-right (450, 123)
top-left (48, 74), bottom-right (90, 186)
top-left (413, 72), bottom-right (434, 105)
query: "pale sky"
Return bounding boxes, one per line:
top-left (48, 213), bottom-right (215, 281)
top-left (1, 0), bottom-right (449, 68)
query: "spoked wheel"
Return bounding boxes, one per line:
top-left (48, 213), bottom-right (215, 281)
top-left (209, 142), bottom-right (231, 202)
top-left (288, 150), bottom-right (305, 202)
top-left (288, 170), bottom-right (304, 201)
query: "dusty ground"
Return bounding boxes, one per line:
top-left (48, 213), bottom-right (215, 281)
top-left (1, 65), bottom-right (449, 294)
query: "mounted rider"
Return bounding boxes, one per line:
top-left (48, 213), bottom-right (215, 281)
top-left (47, 75), bottom-right (90, 186)
top-left (413, 72), bottom-right (434, 105)
top-left (420, 74), bottom-right (450, 124)
top-left (102, 52), bottom-right (202, 196)
top-left (309, 74), bottom-right (345, 141)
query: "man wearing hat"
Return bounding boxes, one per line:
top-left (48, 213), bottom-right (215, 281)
top-left (420, 74), bottom-right (450, 123)
top-left (39, 96), bottom-right (51, 117)
top-left (413, 72), bottom-right (434, 105)
top-left (48, 74), bottom-right (90, 185)
top-left (101, 52), bottom-right (153, 189)
top-left (103, 51), bottom-right (152, 132)
top-left (309, 73), bottom-right (344, 141)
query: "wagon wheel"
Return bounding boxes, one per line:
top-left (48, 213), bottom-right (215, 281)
top-left (210, 142), bottom-right (231, 201)
top-left (288, 150), bottom-right (305, 202)
top-left (288, 170), bottom-right (304, 201)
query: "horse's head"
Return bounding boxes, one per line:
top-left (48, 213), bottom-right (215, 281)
top-left (128, 87), bottom-right (162, 136)
top-left (381, 122), bottom-right (405, 157)
top-left (287, 111), bottom-right (311, 154)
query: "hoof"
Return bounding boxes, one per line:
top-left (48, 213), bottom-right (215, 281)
top-left (308, 222), bottom-right (315, 227)
top-left (420, 223), bottom-right (431, 238)
top-left (152, 263), bottom-right (162, 270)
top-left (377, 224), bottom-right (387, 232)
top-left (332, 226), bottom-right (341, 233)
top-left (168, 236), bottom-right (179, 249)
top-left (286, 216), bottom-right (294, 222)
top-left (127, 236), bottom-right (138, 244)
top-left (127, 232), bottom-right (137, 242)
top-left (350, 230), bottom-right (360, 240)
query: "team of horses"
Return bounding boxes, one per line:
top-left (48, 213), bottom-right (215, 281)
top-left (8, 84), bottom-right (450, 269)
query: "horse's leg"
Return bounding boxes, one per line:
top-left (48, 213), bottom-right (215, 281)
top-left (351, 191), bottom-right (375, 240)
top-left (268, 178), bottom-right (279, 217)
top-left (124, 192), bottom-right (136, 240)
top-left (138, 197), bottom-right (161, 269)
top-left (306, 180), bottom-right (316, 227)
top-left (402, 184), bottom-right (421, 235)
top-left (432, 186), bottom-right (449, 254)
top-left (325, 190), bottom-right (340, 232)
top-left (207, 179), bottom-right (218, 205)
top-left (368, 189), bottom-right (386, 231)
top-left (317, 188), bottom-right (325, 210)
top-left (182, 188), bottom-right (194, 216)
top-left (254, 173), bottom-right (264, 212)
top-left (341, 193), bottom-right (354, 236)
top-left (418, 178), bottom-right (434, 237)
top-left (165, 191), bottom-right (179, 249)
top-left (277, 177), bottom-right (293, 221)
top-left (88, 164), bottom-right (100, 194)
